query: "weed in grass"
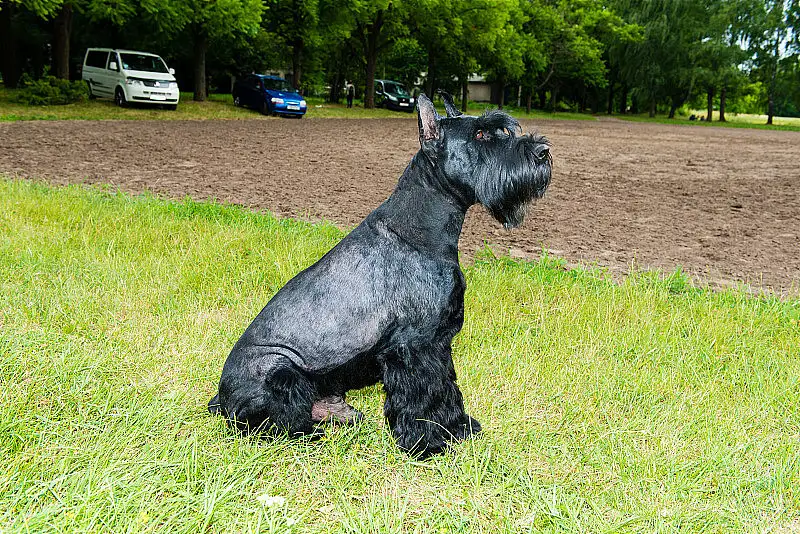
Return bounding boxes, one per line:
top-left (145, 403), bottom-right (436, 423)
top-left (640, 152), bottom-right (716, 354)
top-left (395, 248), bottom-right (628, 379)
top-left (1, 177), bottom-right (799, 532)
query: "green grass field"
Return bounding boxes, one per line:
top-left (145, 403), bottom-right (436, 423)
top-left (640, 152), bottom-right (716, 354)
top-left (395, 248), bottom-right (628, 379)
top-left (2, 178), bottom-right (799, 533)
top-left (4, 85), bottom-right (799, 132)
top-left (3, 85), bottom-right (799, 131)
top-left (0, 88), bottom-right (591, 123)
top-left (616, 111), bottom-right (800, 131)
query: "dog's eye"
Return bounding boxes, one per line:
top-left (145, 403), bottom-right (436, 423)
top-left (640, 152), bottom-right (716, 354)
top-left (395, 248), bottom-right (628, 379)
top-left (475, 130), bottom-right (484, 140)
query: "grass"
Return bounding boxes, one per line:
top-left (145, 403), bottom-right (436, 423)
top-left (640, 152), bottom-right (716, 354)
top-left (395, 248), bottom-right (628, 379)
top-left (613, 111), bottom-right (800, 132)
top-left (2, 177), bottom-right (799, 533)
top-left (4, 84), bottom-right (797, 130)
top-left (0, 86), bottom-right (592, 122)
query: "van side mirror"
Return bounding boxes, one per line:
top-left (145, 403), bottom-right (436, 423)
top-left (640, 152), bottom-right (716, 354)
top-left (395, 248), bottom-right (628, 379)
top-left (169, 68), bottom-right (175, 75)
top-left (108, 62), bottom-right (117, 71)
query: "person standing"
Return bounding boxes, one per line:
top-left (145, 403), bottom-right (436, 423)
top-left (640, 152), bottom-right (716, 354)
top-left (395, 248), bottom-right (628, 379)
top-left (346, 83), bottom-right (355, 108)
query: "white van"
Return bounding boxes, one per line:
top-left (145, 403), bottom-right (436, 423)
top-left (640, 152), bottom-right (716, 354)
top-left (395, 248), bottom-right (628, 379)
top-left (82, 48), bottom-right (180, 110)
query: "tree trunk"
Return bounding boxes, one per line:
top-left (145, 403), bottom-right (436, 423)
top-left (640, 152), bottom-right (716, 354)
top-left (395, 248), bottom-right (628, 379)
top-left (362, 10), bottom-right (384, 109)
top-left (0, 2), bottom-right (20, 87)
top-left (607, 81), bottom-right (614, 114)
top-left (425, 50), bottom-right (436, 97)
top-left (668, 101), bottom-right (678, 119)
top-left (767, 93), bottom-right (774, 124)
top-left (291, 40), bottom-right (303, 92)
top-left (53, 3), bottom-right (73, 80)
top-left (460, 80), bottom-right (468, 113)
top-left (649, 98), bottom-right (656, 118)
top-left (549, 86), bottom-right (558, 111)
top-left (495, 78), bottom-right (505, 109)
top-left (329, 64), bottom-right (342, 103)
top-left (526, 87), bottom-right (532, 114)
top-left (767, 36), bottom-right (779, 125)
top-left (193, 31), bottom-right (207, 101)
top-left (706, 86), bottom-right (714, 122)
top-left (719, 85), bottom-right (727, 122)
top-left (618, 84), bottom-right (628, 114)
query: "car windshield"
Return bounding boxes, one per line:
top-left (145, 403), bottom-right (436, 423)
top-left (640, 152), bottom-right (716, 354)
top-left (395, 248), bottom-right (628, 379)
top-left (263, 78), bottom-right (295, 92)
top-left (384, 82), bottom-right (409, 96)
top-left (119, 53), bottom-right (169, 73)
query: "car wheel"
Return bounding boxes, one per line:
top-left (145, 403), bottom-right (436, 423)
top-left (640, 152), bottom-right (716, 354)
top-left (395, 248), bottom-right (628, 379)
top-left (165, 104), bottom-right (178, 111)
top-left (233, 95), bottom-right (241, 107)
top-left (114, 87), bottom-right (127, 108)
top-left (259, 100), bottom-right (270, 115)
top-left (86, 82), bottom-right (96, 100)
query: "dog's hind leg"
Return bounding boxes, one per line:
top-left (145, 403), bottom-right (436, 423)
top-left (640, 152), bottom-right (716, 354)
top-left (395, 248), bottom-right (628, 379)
top-left (382, 344), bottom-right (480, 458)
top-left (217, 355), bottom-right (321, 439)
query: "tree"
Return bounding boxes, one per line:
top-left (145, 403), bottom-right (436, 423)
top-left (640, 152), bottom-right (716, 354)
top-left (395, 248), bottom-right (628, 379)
top-left (455, 0), bottom-right (518, 111)
top-left (613, 0), bottom-right (706, 117)
top-left (1, 0), bottom-right (62, 84)
top-left (405, 0), bottom-right (462, 97)
top-left (481, 1), bottom-right (526, 109)
top-left (135, 0), bottom-right (264, 100)
top-left (539, 0), bottom-right (633, 113)
top-left (263, 0), bottom-right (318, 91)
top-left (351, 0), bottom-right (407, 109)
top-left (742, 0), bottom-right (799, 123)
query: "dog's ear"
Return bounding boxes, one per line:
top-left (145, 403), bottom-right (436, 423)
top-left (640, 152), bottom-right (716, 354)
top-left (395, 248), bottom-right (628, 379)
top-left (438, 90), bottom-right (462, 118)
top-left (417, 93), bottom-right (439, 145)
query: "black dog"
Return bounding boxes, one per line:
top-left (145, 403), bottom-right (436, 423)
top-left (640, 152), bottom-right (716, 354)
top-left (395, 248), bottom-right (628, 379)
top-left (209, 93), bottom-right (551, 458)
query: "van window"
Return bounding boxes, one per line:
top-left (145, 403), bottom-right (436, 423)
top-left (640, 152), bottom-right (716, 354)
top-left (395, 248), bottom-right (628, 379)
top-left (107, 53), bottom-right (119, 71)
top-left (119, 53), bottom-right (169, 73)
top-left (85, 51), bottom-right (108, 69)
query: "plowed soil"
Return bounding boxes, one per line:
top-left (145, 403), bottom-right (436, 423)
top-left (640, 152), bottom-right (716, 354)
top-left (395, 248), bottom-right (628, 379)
top-left (2, 117), bottom-right (798, 295)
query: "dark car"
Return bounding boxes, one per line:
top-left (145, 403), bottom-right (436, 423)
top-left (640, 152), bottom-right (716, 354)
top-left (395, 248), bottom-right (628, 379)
top-left (374, 79), bottom-right (414, 112)
top-left (232, 74), bottom-right (307, 117)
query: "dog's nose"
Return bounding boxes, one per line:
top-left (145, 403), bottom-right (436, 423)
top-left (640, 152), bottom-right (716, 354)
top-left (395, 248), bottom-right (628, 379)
top-left (532, 144), bottom-right (549, 162)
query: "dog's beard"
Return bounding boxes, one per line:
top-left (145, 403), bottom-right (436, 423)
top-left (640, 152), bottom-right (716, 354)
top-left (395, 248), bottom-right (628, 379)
top-left (474, 134), bottom-right (552, 229)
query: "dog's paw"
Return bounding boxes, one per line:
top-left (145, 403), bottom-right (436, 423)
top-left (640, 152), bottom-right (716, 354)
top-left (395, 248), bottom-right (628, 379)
top-left (311, 396), bottom-right (364, 425)
top-left (208, 393), bottom-right (222, 415)
top-left (395, 433), bottom-right (448, 460)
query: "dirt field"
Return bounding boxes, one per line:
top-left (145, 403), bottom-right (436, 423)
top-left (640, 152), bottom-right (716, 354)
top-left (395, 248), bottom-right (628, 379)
top-left (1, 117), bottom-right (798, 295)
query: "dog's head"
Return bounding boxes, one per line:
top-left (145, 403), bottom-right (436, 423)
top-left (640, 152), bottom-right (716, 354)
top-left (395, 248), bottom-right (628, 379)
top-left (416, 92), bottom-right (552, 229)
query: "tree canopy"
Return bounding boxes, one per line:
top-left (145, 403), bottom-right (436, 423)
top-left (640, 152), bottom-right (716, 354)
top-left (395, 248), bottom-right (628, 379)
top-left (1, 0), bottom-right (798, 118)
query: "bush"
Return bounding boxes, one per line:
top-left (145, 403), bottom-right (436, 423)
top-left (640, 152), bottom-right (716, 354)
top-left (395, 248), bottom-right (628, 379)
top-left (14, 75), bottom-right (89, 105)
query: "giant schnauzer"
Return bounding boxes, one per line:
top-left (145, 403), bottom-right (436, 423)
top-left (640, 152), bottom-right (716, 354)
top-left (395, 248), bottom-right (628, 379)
top-left (209, 93), bottom-right (552, 458)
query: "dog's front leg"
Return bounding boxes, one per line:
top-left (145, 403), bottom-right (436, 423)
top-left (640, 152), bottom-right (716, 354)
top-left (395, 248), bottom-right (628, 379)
top-left (382, 344), bottom-right (480, 458)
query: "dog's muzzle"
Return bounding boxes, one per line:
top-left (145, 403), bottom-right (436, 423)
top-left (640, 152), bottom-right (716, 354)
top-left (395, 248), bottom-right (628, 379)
top-left (531, 144), bottom-right (550, 163)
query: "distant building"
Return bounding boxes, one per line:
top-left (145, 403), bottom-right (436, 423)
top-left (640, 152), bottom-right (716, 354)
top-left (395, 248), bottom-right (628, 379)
top-left (467, 74), bottom-right (492, 103)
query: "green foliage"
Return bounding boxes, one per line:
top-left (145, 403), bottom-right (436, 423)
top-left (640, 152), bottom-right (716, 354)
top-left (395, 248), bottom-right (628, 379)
top-left (8, 0), bottom-right (64, 18)
top-left (13, 75), bottom-right (88, 105)
top-left (4, 0), bottom-right (800, 117)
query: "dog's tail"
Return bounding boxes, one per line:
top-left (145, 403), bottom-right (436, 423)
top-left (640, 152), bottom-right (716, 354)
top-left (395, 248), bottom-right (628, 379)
top-left (208, 393), bottom-right (222, 415)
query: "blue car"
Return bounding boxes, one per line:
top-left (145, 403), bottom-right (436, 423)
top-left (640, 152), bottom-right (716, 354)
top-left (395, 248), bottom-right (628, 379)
top-left (232, 74), bottom-right (307, 117)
